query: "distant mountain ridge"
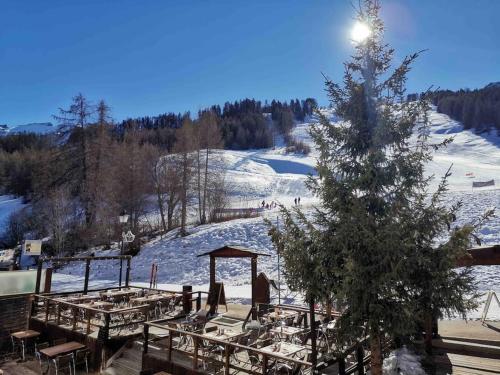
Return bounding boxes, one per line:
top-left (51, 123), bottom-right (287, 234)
top-left (0, 122), bottom-right (57, 136)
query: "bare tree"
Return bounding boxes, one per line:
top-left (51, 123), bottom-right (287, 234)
top-left (109, 132), bottom-right (156, 235)
top-left (40, 187), bottom-right (75, 256)
top-left (196, 111), bottom-right (223, 224)
top-left (174, 117), bottom-right (196, 236)
top-left (151, 150), bottom-right (182, 233)
top-left (53, 93), bottom-right (96, 227)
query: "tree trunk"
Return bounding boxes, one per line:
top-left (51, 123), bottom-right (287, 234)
top-left (180, 154), bottom-right (188, 236)
top-left (197, 149), bottom-right (203, 224)
top-left (369, 330), bottom-right (383, 375)
top-left (424, 312), bottom-right (433, 355)
top-left (202, 148), bottom-right (209, 224)
top-left (156, 190), bottom-right (167, 234)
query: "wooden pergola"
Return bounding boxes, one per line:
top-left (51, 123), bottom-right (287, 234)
top-left (455, 244), bottom-right (500, 267)
top-left (197, 245), bottom-right (270, 315)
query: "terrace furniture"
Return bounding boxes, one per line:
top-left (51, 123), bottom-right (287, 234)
top-left (35, 342), bottom-right (50, 368)
top-left (52, 353), bottom-right (74, 375)
top-left (270, 326), bottom-right (305, 342)
top-left (260, 342), bottom-right (306, 358)
top-left (73, 348), bottom-right (90, 373)
top-left (10, 329), bottom-right (40, 361)
top-left (39, 341), bottom-right (85, 359)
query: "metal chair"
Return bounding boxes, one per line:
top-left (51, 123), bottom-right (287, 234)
top-left (74, 348), bottom-right (90, 373)
top-left (35, 342), bottom-right (50, 368)
top-left (52, 353), bottom-right (74, 375)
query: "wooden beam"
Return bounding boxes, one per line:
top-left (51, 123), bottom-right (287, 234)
top-left (83, 259), bottom-right (91, 295)
top-left (35, 259), bottom-right (43, 294)
top-left (456, 245), bottom-right (500, 267)
top-left (310, 296), bottom-right (317, 369)
top-left (125, 257), bottom-right (131, 287)
top-left (43, 267), bottom-right (53, 293)
top-left (210, 256), bottom-right (216, 294)
top-left (251, 256), bottom-right (257, 319)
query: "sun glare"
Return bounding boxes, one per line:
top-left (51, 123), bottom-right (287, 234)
top-left (351, 21), bottom-right (371, 43)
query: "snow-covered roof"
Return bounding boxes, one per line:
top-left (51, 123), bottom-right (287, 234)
top-left (197, 245), bottom-right (270, 258)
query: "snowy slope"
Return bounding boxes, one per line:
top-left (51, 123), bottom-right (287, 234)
top-left (0, 122), bottom-right (57, 135)
top-left (47, 109), bottom-right (500, 318)
top-left (0, 195), bottom-right (26, 235)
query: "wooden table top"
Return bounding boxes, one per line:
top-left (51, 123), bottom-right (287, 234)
top-left (268, 310), bottom-right (298, 320)
top-left (101, 289), bottom-right (138, 296)
top-left (260, 342), bottom-right (306, 357)
top-left (39, 341), bottom-right (86, 358)
top-left (270, 326), bottom-right (304, 336)
top-left (11, 330), bottom-right (40, 340)
top-left (78, 301), bottom-right (114, 311)
top-left (131, 294), bottom-right (173, 304)
top-left (202, 329), bottom-right (243, 341)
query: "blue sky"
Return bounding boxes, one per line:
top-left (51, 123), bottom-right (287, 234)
top-left (1, 0), bottom-right (499, 125)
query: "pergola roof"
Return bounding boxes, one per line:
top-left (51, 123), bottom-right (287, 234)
top-left (456, 244), bottom-right (500, 267)
top-left (197, 245), bottom-right (270, 258)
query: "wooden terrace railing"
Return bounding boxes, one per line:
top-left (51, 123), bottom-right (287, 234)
top-left (143, 320), bottom-right (313, 375)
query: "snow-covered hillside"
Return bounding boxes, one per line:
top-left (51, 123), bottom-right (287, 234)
top-left (31, 109), bottom-right (500, 317)
top-left (0, 122), bottom-right (57, 136)
top-left (0, 195), bottom-right (25, 236)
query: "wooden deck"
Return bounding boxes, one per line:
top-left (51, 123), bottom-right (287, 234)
top-left (434, 319), bottom-right (500, 374)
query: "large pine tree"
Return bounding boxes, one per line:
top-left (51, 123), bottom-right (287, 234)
top-left (269, 1), bottom-right (487, 373)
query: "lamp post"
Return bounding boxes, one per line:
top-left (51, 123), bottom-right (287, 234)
top-left (118, 211), bottom-right (129, 289)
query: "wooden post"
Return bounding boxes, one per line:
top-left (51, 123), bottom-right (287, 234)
top-left (143, 324), bottom-right (149, 354)
top-left (193, 337), bottom-right (198, 369)
top-left (125, 257), bottom-right (131, 287)
top-left (224, 344), bottom-right (230, 375)
top-left (168, 333), bottom-right (173, 362)
top-left (35, 259), bottom-right (43, 294)
top-left (57, 303), bottom-right (61, 325)
top-left (104, 313), bottom-right (111, 341)
top-left (309, 297), bottom-right (317, 370)
top-left (338, 356), bottom-right (346, 375)
top-left (196, 292), bottom-right (201, 311)
top-left (44, 267), bottom-right (53, 293)
top-left (356, 344), bottom-right (365, 374)
top-left (45, 299), bottom-right (50, 323)
top-left (83, 258), bottom-right (91, 295)
top-left (183, 285), bottom-right (192, 315)
top-left (251, 256), bottom-right (257, 319)
top-left (72, 307), bottom-right (77, 331)
top-left (262, 354), bottom-right (268, 373)
top-left (210, 256), bottom-right (216, 293)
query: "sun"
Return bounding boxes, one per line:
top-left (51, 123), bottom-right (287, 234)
top-left (351, 21), bottom-right (371, 43)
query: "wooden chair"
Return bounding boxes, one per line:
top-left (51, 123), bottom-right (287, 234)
top-left (52, 353), bottom-right (74, 375)
top-left (74, 348), bottom-right (90, 373)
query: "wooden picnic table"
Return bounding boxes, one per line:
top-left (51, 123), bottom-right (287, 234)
top-left (39, 341), bottom-right (86, 359)
top-left (260, 342), bottom-right (306, 357)
top-left (11, 330), bottom-right (40, 361)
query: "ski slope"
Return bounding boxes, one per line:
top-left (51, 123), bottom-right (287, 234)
top-left (18, 109), bottom-right (500, 317)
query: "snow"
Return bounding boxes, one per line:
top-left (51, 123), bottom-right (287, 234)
top-left (27, 108), bottom-right (500, 320)
top-left (0, 122), bottom-right (57, 136)
top-left (0, 195), bottom-right (26, 235)
top-left (377, 347), bottom-right (427, 375)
